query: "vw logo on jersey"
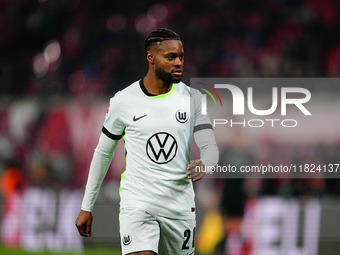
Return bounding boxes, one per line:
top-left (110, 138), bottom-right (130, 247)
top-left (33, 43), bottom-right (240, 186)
top-left (175, 109), bottom-right (188, 123)
top-left (146, 132), bottom-right (178, 164)
top-left (122, 234), bottom-right (132, 245)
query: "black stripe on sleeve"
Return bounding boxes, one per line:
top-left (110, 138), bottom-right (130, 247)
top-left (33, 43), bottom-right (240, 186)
top-left (193, 124), bottom-right (213, 133)
top-left (102, 126), bottom-right (123, 140)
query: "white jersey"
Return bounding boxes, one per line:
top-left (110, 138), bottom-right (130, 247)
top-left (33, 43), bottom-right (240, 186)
top-left (102, 80), bottom-right (212, 219)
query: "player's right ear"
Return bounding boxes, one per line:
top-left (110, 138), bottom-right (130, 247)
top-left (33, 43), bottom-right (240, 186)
top-left (146, 51), bottom-right (154, 65)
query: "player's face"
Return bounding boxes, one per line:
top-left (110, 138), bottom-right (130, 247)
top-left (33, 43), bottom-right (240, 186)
top-left (152, 40), bottom-right (184, 84)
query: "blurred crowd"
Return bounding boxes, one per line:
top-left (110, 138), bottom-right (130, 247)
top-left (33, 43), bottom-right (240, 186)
top-left (1, 0), bottom-right (340, 96)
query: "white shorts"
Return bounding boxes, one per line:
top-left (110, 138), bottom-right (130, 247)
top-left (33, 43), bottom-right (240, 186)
top-left (119, 208), bottom-right (196, 255)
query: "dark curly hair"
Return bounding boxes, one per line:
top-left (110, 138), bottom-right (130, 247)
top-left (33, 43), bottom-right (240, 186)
top-left (144, 28), bottom-right (181, 57)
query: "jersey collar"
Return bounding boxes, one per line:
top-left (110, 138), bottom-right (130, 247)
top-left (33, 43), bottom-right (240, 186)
top-left (139, 79), bottom-right (176, 99)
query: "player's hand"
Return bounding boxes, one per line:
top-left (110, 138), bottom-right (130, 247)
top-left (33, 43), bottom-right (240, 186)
top-left (187, 159), bottom-right (206, 182)
top-left (75, 210), bottom-right (93, 237)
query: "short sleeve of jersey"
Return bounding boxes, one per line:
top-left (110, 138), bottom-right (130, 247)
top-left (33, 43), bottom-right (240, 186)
top-left (102, 93), bottom-right (125, 140)
top-left (192, 88), bottom-right (213, 132)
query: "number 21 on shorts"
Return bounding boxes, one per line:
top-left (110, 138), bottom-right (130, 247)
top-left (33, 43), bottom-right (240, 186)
top-left (182, 227), bottom-right (196, 251)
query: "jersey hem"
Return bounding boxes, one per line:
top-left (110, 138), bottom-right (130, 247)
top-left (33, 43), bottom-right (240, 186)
top-left (119, 203), bottom-right (196, 220)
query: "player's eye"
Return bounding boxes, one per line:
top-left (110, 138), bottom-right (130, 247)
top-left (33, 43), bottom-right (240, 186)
top-left (179, 55), bottom-right (184, 61)
top-left (166, 56), bottom-right (175, 60)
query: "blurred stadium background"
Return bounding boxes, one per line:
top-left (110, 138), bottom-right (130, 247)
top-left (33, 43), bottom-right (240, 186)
top-left (1, 0), bottom-right (340, 254)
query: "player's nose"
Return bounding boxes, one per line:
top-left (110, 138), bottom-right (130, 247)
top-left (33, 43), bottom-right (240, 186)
top-left (174, 57), bottom-right (183, 67)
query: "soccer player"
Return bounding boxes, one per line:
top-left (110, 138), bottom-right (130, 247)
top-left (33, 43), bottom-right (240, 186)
top-left (75, 28), bottom-right (219, 255)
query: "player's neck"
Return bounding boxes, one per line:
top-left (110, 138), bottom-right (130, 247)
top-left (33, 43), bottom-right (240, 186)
top-left (143, 73), bottom-right (172, 95)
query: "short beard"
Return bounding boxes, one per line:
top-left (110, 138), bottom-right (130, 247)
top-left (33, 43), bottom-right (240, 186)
top-left (155, 68), bottom-right (181, 85)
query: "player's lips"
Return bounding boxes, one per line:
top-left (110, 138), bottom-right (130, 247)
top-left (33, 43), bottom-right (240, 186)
top-left (172, 70), bottom-right (182, 76)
